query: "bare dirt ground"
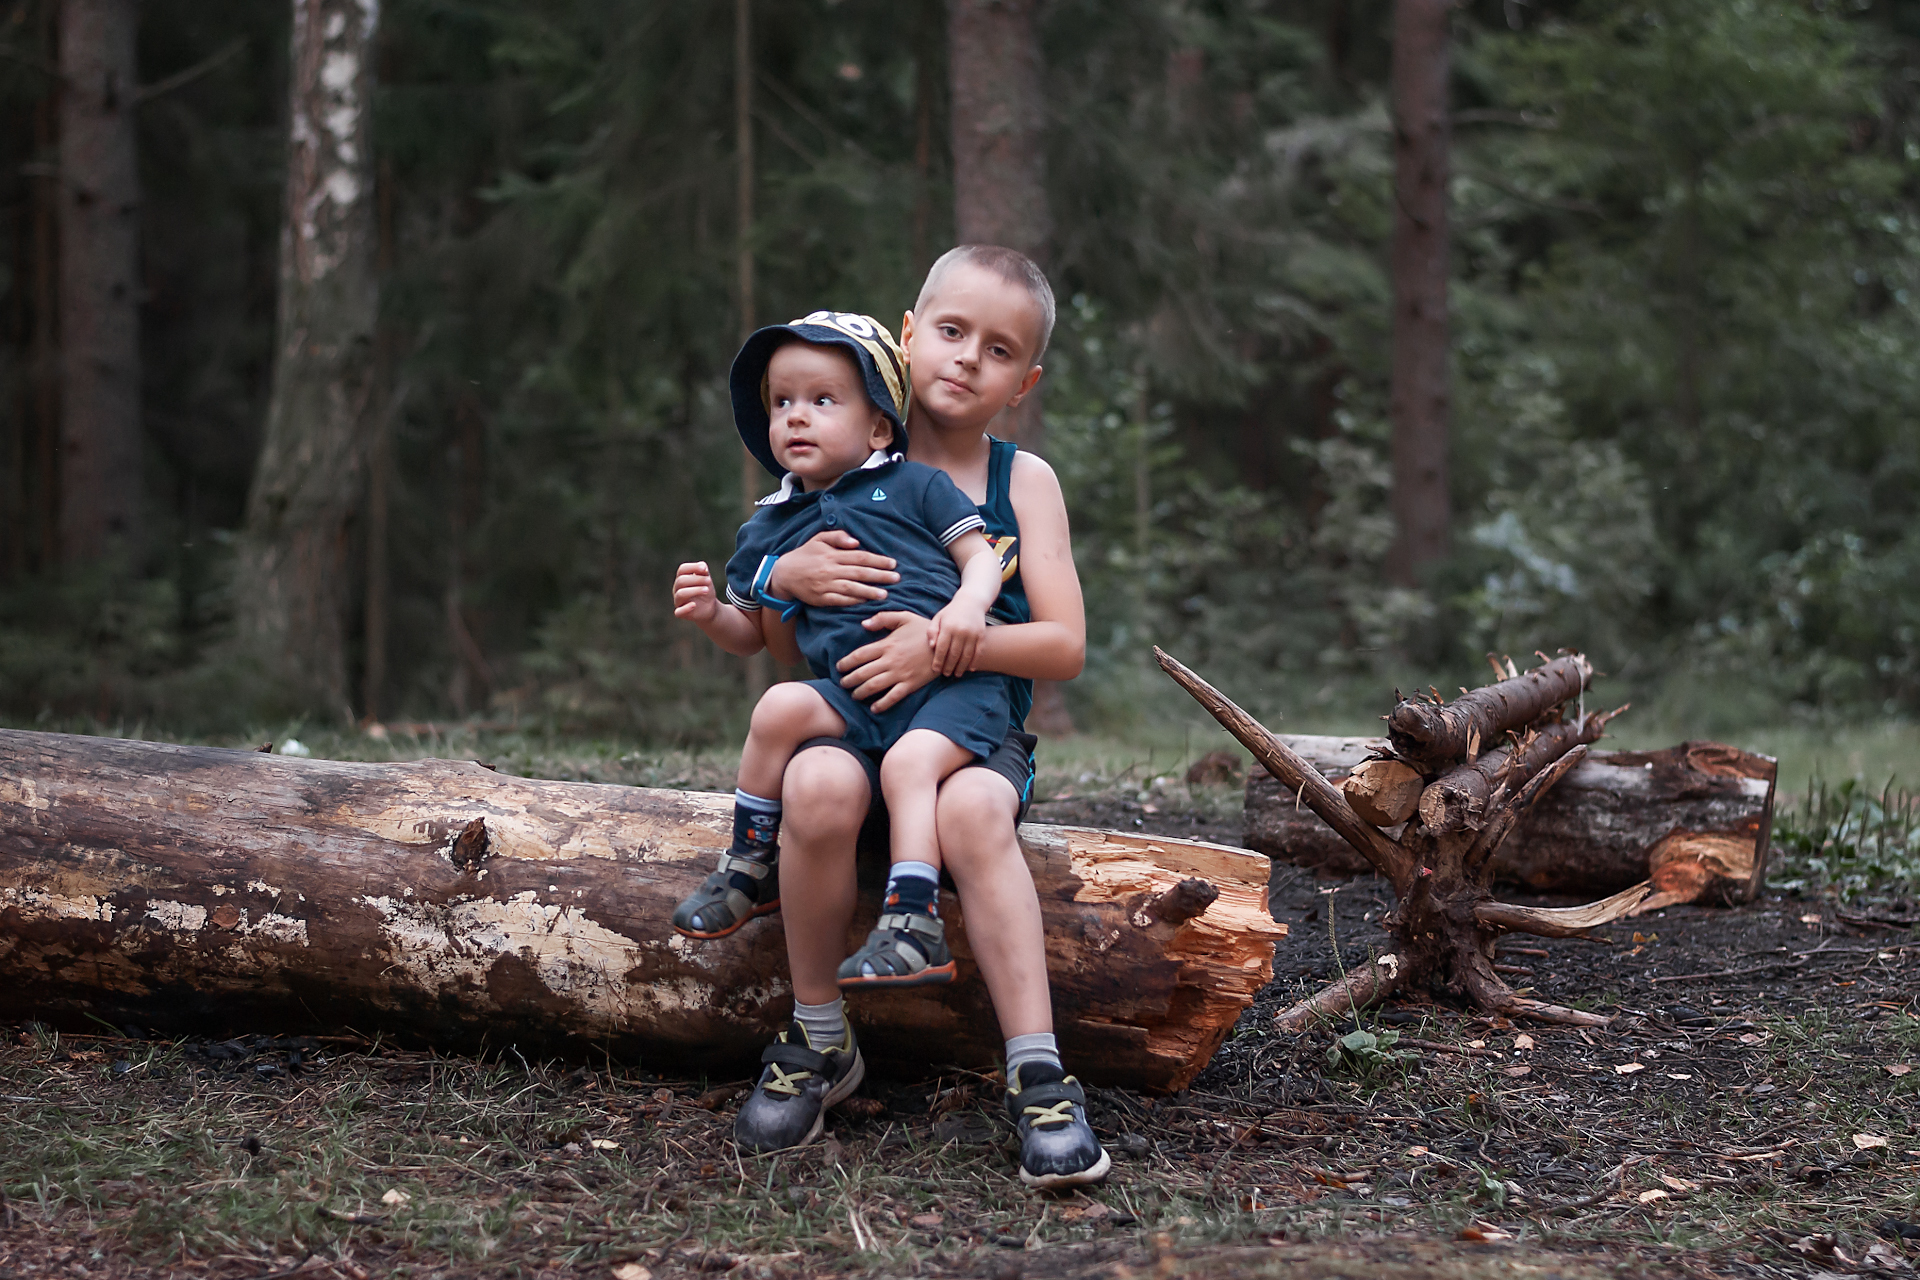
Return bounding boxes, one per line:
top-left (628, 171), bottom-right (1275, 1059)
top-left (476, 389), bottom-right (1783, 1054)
top-left (2, 778), bottom-right (1916, 1280)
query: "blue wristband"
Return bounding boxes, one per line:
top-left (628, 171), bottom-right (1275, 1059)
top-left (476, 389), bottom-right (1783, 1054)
top-left (753, 555), bottom-right (802, 620)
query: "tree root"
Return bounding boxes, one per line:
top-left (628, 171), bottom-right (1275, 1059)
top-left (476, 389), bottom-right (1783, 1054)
top-left (1273, 953), bottom-right (1404, 1033)
top-left (1498, 995), bottom-right (1613, 1027)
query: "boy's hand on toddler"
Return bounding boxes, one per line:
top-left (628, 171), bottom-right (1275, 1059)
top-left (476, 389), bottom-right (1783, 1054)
top-left (927, 603), bottom-right (986, 676)
top-left (842, 612), bottom-right (935, 710)
top-left (672, 561), bottom-right (719, 622)
top-left (773, 531), bottom-right (899, 607)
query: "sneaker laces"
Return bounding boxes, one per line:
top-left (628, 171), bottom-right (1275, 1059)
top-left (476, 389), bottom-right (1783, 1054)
top-left (1021, 1099), bottom-right (1078, 1129)
top-left (763, 1061), bottom-right (811, 1098)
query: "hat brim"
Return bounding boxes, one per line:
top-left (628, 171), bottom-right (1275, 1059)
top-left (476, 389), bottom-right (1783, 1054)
top-left (729, 322), bottom-right (909, 479)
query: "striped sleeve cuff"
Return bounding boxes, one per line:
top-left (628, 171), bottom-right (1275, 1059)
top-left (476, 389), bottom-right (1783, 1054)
top-left (938, 514), bottom-right (987, 546)
top-left (724, 584), bottom-right (762, 612)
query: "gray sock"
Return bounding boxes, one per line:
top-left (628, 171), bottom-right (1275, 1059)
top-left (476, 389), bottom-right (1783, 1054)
top-left (793, 997), bottom-right (847, 1050)
top-left (1005, 1031), bottom-right (1061, 1083)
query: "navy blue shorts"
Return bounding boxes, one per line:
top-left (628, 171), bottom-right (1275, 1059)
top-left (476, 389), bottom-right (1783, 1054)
top-left (794, 727), bottom-right (1038, 886)
top-left (806, 670), bottom-right (1009, 763)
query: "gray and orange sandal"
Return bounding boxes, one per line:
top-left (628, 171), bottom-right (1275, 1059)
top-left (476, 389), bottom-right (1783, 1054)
top-left (671, 853), bottom-right (780, 940)
top-left (835, 910), bottom-right (956, 988)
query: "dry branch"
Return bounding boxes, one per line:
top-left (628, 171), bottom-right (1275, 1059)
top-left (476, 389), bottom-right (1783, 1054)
top-left (1153, 648), bottom-right (1415, 894)
top-left (1418, 717), bottom-right (1603, 835)
top-left (1246, 739), bottom-right (1776, 907)
top-left (1159, 647), bottom-right (1674, 1029)
top-left (1387, 654), bottom-right (1591, 768)
top-left (1341, 759), bottom-right (1424, 827)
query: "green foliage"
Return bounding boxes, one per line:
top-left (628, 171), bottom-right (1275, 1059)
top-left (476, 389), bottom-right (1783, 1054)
top-left (1772, 776), bottom-right (1920, 899)
top-left (7, 0), bottom-right (1920, 733)
top-left (1325, 1026), bottom-right (1408, 1075)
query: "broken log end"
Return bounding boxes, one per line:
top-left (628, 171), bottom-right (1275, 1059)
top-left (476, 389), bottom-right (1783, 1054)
top-left (1138, 877), bottom-right (1219, 927)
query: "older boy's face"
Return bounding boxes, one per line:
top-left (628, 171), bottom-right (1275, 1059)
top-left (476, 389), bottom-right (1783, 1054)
top-left (906, 264), bottom-right (1045, 429)
top-left (766, 342), bottom-right (893, 491)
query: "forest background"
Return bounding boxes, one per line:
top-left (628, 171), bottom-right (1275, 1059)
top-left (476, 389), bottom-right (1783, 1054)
top-left (5, 0), bottom-right (1920, 753)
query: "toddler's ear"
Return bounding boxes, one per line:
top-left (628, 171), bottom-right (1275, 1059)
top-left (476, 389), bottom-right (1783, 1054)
top-left (868, 412), bottom-right (897, 453)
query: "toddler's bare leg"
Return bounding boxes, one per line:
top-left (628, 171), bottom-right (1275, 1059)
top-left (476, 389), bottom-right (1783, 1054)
top-left (877, 729), bottom-right (975, 873)
top-left (736, 684), bottom-right (845, 796)
top-left (836, 730), bottom-right (973, 989)
top-left (672, 684), bottom-right (843, 940)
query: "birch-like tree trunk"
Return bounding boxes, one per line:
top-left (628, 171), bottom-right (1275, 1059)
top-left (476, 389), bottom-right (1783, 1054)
top-left (1386, 0), bottom-right (1453, 584)
top-left (237, 0), bottom-right (380, 716)
top-left (57, 0), bottom-right (143, 563)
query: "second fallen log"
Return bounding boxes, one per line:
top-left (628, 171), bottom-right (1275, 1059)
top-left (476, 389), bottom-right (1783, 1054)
top-left (1246, 738), bottom-right (1776, 907)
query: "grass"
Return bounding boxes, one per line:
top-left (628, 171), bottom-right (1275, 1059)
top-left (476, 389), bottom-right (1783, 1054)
top-left (5, 997), bottom-right (1915, 1278)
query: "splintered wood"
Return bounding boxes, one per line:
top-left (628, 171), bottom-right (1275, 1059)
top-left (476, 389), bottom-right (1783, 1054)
top-left (0, 728), bottom-right (1282, 1092)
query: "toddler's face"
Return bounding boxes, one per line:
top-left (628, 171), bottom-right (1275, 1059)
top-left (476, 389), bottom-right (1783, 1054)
top-left (907, 264), bottom-right (1046, 428)
top-left (766, 341), bottom-right (894, 490)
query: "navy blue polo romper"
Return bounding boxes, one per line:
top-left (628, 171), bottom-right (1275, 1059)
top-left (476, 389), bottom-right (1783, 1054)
top-left (724, 453), bottom-right (1012, 761)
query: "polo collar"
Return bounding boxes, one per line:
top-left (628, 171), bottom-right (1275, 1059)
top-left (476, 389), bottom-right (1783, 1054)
top-left (755, 450), bottom-right (902, 507)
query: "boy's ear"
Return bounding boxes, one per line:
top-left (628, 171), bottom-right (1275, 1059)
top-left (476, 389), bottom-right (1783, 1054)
top-left (900, 310), bottom-right (915, 348)
top-left (1006, 363), bottom-right (1044, 407)
top-left (867, 410), bottom-right (896, 453)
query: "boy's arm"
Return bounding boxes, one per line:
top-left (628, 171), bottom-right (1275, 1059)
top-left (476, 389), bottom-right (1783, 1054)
top-left (672, 560), bottom-right (767, 657)
top-left (927, 531), bottom-right (1002, 676)
top-left (839, 455), bottom-right (1085, 708)
top-left (972, 453), bottom-right (1085, 681)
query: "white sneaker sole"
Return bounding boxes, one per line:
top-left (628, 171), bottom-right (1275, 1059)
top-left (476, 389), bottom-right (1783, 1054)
top-left (1019, 1145), bottom-right (1112, 1191)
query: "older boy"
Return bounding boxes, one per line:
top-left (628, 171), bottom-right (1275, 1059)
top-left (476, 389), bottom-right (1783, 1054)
top-left (738, 247), bottom-right (1109, 1189)
top-left (671, 313), bottom-right (1011, 995)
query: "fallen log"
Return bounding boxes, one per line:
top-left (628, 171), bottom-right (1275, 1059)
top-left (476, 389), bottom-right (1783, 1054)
top-left (1245, 737), bottom-right (1776, 908)
top-left (0, 729), bottom-right (1284, 1093)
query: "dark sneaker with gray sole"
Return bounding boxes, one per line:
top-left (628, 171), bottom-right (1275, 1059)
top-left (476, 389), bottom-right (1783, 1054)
top-left (734, 1021), bottom-right (865, 1154)
top-left (1005, 1061), bottom-right (1110, 1190)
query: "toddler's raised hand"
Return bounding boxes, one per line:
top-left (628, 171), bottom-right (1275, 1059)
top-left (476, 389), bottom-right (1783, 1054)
top-left (673, 561), bottom-right (719, 622)
top-left (927, 600), bottom-right (986, 676)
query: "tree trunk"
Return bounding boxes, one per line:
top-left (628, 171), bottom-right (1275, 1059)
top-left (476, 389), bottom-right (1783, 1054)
top-left (0, 728), bottom-right (1283, 1092)
top-left (1386, 0), bottom-right (1452, 585)
top-left (947, 0), bottom-right (1049, 454)
top-left (57, 0), bottom-right (143, 564)
top-left (236, 0), bottom-right (380, 717)
top-left (1245, 736), bottom-right (1775, 910)
top-left (946, 0), bottom-right (1071, 737)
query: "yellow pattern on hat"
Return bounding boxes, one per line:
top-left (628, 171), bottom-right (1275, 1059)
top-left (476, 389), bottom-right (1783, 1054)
top-left (768, 310), bottom-right (910, 423)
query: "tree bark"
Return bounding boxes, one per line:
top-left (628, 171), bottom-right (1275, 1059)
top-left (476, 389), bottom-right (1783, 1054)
top-left (1388, 654), bottom-right (1590, 768)
top-left (0, 728), bottom-right (1283, 1092)
top-left (947, 0), bottom-right (1073, 736)
top-left (947, 0), bottom-right (1049, 454)
top-left (1246, 736), bottom-right (1775, 909)
top-left (1386, 0), bottom-right (1453, 584)
top-left (57, 0), bottom-right (143, 564)
top-left (236, 0), bottom-right (381, 717)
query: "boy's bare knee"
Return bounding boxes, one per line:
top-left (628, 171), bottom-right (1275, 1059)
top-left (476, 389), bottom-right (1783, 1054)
top-left (782, 746), bottom-right (870, 824)
top-left (936, 769), bottom-right (1020, 865)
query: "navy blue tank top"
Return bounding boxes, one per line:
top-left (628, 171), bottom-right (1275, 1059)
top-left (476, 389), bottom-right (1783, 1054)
top-left (979, 437), bottom-right (1033, 730)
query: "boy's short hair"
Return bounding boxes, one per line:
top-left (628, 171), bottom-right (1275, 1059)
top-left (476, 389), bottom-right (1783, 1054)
top-left (914, 245), bottom-right (1056, 363)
